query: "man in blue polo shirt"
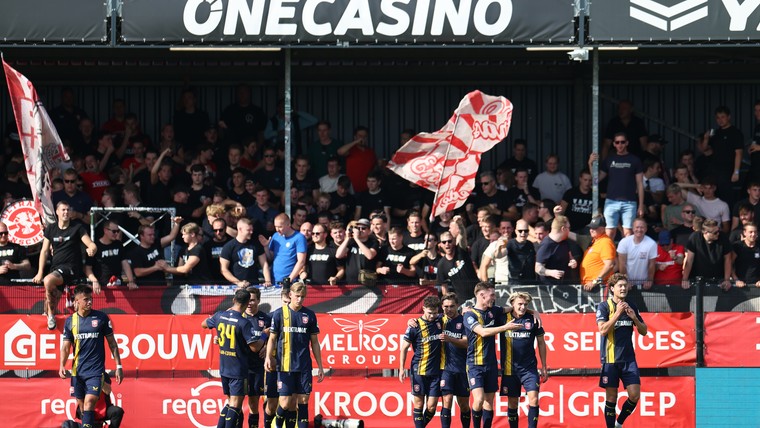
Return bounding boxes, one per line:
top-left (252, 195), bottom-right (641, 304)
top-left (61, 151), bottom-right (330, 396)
top-left (596, 273), bottom-right (647, 428)
top-left (266, 213), bottom-right (308, 284)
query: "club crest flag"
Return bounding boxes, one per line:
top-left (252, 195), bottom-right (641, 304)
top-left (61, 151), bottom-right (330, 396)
top-left (387, 90), bottom-right (513, 218)
top-left (3, 58), bottom-right (70, 226)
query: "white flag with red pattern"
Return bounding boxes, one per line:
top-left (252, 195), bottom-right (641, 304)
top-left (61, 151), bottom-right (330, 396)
top-left (387, 90), bottom-right (513, 218)
top-left (3, 57), bottom-right (70, 226)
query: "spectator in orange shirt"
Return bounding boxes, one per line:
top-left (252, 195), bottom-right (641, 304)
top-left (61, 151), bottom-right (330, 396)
top-left (580, 216), bottom-right (617, 290)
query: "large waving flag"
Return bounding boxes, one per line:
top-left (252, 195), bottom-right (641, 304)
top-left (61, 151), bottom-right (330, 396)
top-left (3, 57), bottom-right (71, 226)
top-left (387, 90), bottom-right (513, 218)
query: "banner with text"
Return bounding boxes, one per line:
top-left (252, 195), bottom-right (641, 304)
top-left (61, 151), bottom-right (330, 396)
top-left (704, 312), bottom-right (760, 367)
top-left (590, 0), bottom-right (760, 42)
top-left (13, 375), bottom-right (694, 428)
top-left (0, 312), bottom-right (694, 371)
top-left (121, 0), bottom-right (574, 45)
top-left (0, 0), bottom-right (106, 43)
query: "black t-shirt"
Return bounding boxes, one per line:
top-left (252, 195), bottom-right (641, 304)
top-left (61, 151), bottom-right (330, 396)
top-left (504, 187), bottom-right (540, 212)
top-left (85, 240), bottom-right (125, 284)
top-left (178, 243), bottom-right (211, 283)
top-left (403, 232), bottom-right (426, 253)
top-left (604, 115), bottom-right (648, 158)
top-left (220, 238), bottom-right (265, 284)
top-left (45, 222), bottom-right (87, 273)
top-left (506, 239), bottom-right (537, 282)
top-left (468, 190), bottom-right (511, 214)
top-left (470, 235), bottom-right (491, 267)
top-left (535, 236), bottom-right (570, 285)
top-left (686, 233), bottom-right (731, 280)
top-left (391, 186), bottom-right (433, 225)
top-left (752, 122), bottom-right (760, 176)
top-left (206, 236), bottom-right (232, 282)
top-left (329, 191), bottom-right (357, 224)
top-left (188, 186), bottom-right (215, 220)
top-left (355, 189), bottom-right (391, 220)
top-left (128, 243), bottom-right (165, 285)
top-left (220, 103), bottom-right (268, 144)
top-left (343, 238), bottom-right (379, 284)
top-left (708, 125), bottom-right (744, 179)
top-left (293, 174), bottom-right (320, 198)
top-left (416, 253), bottom-right (441, 280)
top-left (732, 198), bottom-right (760, 223)
top-left (671, 225), bottom-right (694, 247)
top-left (253, 167), bottom-right (285, 192)
top-left (562, 187), bottom-right (594, 232)
top-left (436, 248), bottom-right (477, 301)
top-left (499, 157), bottom-right (538, 185)
top-left (377, 245), bottom-right (416, 284)
top-left (733, 241), bottom-right (760, 284)
top-left (306, 244), bottom-right (339, 285)
top-left (0, 242), bottom-right (26, 282)
top-left (601, 153), bottom-right (643, 201)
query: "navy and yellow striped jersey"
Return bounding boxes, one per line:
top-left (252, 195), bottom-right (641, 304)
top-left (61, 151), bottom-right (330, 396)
top-left (463, 306), bottom-right (505, 368)
top-left (596, 298), bottom-right (643, 364)
top-left (501, 312), bottom-right (544, 375)
top-left (205, 309), bottom-right (257, 379)
top-left (270, 305), bottom-right (319, 372)
top-left (442, 314), bottom-right (466, 374)
top-left (403, 317), bottom-right (443, 376)
top-left (62, 310), bottom-right (114, 378)
top-left (244, 310), bottom-right (271, 370)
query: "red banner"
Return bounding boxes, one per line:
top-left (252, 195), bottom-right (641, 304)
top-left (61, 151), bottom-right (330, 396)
top-left (1, 312), bottom-right (695, 371)
top-left (0, 284), bottom-right (435, 315)
top-left (704, 312), bottom-right (760, 367)
top-left (6, 375), bottom-right (694, 428)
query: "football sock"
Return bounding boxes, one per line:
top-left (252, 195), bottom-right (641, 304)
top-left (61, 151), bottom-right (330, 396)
top-left (618, 399), bottom-right (638, 425)
top-left (471, 409), bottom-right (483, 428)
top-left (528, 406), bottom-right (539, 428)
top-left (218, 404), bottom-right (229, 428)
top-left (82, 410), bottom-right (95, 428)
top-left (275, 406), bottom-right (286, 428)
top-left (297, 403), bottom-right (309, 428)
top-left (285, 410), bottom-right (297, 428)
top-left (482, 409), bottom-right (494, 428)
top-left (249, 412), bottom-right (259, 428)
top-left (604, 401), bottom-right (617, 428)
top-left (225, 407), bottom-right (241, 428)
top-left (440, 407), bottom-right (451, 428)
top-left (507, 408), bottom-right (518, 428)
top-left (413, 408), bottom-right (425, 428)
top-left (460, 408), bottom-right (471, 428)
top-left (423, 409), bottom-right (435, 427)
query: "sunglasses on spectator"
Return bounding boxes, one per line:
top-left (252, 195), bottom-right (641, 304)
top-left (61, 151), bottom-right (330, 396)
top-left (108, 229), bottom-right (120, 233)
top-left (356, 226), bottom-right (368, 230)
top-left (682, 210), bottom-right (695, 214)
top-left (213, 229), bottom-right (225, 233)
top-left (440, 239), bottom-right (453, 244)
top-left (313, 232), bottom-right (323, 236)
top-left (613, 140), bottom-right (627, 145)
top-left (480, 181), bottom-right (492, 186)
top-left (517, 229), bottom-right (529, 234)
top-left (64, 179), bottom-right (77, 183)
top-left (0, 232), bottom-right (7, 236)
top-left (264, 154), bottom-right (275, 158)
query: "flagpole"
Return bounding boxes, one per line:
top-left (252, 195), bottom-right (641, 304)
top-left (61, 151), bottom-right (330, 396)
top-left (429, 115), bottom-right (461, 223)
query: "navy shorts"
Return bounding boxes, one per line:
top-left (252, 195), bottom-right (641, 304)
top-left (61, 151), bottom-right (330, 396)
top-left (222, 376), bottom-right (248, 397)
top-left (278, 371), bottom-right (312, 396)
top-left (599, 361), bottom-right (641, 389)
top-left (411, 373), bottom-right (441, 397)
top-left (71, 373), bottom-right (104, 399)
top-left (501, 368), bottom-right (540, 397)
top-left (247, 366), bottom-right (266, 397)
top-left (467, 365), bottom-right (499, 393)
top-left (440, 371), bottom-right (469, 397)
top-left (265, 370), bottom-right (279, 398)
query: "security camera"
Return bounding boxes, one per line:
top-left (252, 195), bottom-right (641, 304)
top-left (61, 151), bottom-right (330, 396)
top-left (568, 48), bottom-right (589, 62)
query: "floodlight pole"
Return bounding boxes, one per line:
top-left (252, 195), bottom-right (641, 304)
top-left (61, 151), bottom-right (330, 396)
top-left (592, 48), bottom-right (599, 215)
top-left (284, 48), bottom-right (292, 217)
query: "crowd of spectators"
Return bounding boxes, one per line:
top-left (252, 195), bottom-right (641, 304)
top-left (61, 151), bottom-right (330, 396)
top-left (0, 91), bottom-right (759, 307)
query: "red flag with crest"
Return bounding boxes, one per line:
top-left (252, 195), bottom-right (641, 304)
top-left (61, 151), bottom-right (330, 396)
top-left (387, 90), bottom-right (513, 218)
top-left (3, 57), bottom-right (70, 226)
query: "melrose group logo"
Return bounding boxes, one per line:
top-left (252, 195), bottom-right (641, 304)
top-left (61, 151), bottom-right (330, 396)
top-left (630, 0), bottom-right (708, 31)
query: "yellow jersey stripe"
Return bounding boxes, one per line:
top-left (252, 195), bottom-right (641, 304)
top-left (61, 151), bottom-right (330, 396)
top-left (474, 311), bottom-right (484, 366)
top-left (503, 313), bottom-right (513, 375)
top-left (71, 314), bottom-right (79, 376)
top-left (440, 316), bottom-right (448, 371)
top-left (606, 299), bottom-right (616, 363)
top-left (419, 317), bottom-right (429, 375)
top-left (282, 307), bottom-right (291, 371)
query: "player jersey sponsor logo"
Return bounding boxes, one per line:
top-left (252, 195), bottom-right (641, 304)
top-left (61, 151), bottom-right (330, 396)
top-left (284, 327), bottom-right (308, 333)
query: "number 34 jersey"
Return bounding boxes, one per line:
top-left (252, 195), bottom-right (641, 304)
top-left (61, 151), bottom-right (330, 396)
top-left (205, 310), bottom-right (257, 379)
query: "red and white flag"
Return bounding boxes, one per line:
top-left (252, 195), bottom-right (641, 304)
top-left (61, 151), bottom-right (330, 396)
top-left (387, 90), bottom-right (513, 218)
top-left (3, 58), bottom-right (70, 226)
